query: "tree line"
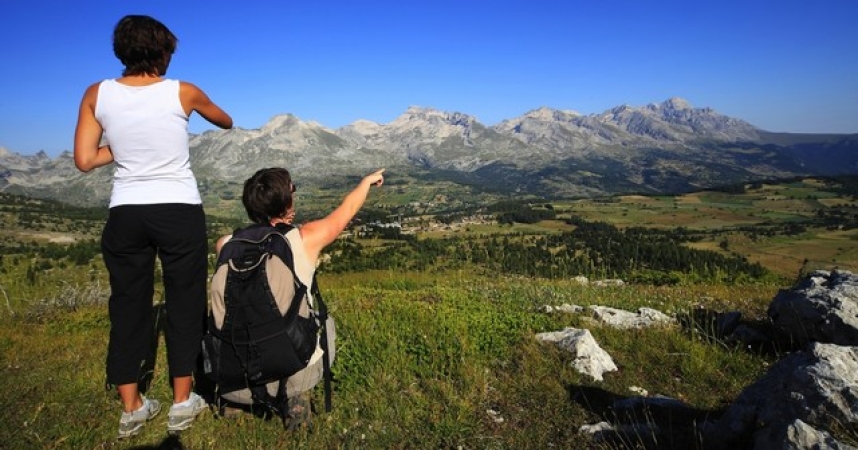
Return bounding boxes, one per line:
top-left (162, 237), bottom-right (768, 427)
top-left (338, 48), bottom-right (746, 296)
top-left (322, 216), bottom-right (771, 285)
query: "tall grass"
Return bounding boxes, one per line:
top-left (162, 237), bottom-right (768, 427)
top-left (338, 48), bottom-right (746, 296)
top-left (0, 270), bottom-right (780, 449)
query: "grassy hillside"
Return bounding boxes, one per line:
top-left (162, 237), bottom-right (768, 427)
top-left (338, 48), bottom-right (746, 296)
top-left (2, 272), bottom-right (782, 449)
top-left (1, 177), bottom-right (857, 449)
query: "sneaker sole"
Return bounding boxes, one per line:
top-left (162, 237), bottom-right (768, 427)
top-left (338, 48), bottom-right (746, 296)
top-left (118, 424), bottom-right (145, 439)
top-left (117, 402), bottom-right (162, 439)
top-left (167, 406), bottom-right (207, 433)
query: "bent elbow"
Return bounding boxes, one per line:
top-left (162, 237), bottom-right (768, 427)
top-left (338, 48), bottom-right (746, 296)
top-left (74, 161), bottom-right (91, 173)
top-left (74, 156), bottom-right (96, 173)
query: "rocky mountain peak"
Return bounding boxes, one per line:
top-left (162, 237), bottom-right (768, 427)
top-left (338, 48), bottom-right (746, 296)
top-left (395, 106), bottom-right (475, 124)
top-left (523, 107), bottom-right (581, 122)
top-left (259, 114), bottom-right (327, 133)
top-left (261, 114), bottom-right (299, 131)
top-left (661, 97), bottom-right (692, 110)
top-left (389, 106), bottom-right (478, 138)
top-left (605, 104), bottom-right (632, 116)
top-left (341, 119), bottom-right (383, 136)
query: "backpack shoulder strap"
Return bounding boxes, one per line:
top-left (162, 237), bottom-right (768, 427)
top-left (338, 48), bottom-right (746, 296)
top-left (220, 224), bottom-right (299, 277)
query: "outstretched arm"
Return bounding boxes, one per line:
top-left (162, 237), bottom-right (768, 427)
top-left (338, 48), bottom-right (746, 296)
top-left (180, 81), bottom-right (233, 129)
top-left (73, 83), bottom-right (114, 172)
top-left (300, 169), bottom-right (385, 264)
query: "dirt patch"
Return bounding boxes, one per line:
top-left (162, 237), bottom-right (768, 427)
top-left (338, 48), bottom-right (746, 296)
top-left (676, 195), bottom-right (702, 204)
top-left (18, 232), bottom-right (78, 244)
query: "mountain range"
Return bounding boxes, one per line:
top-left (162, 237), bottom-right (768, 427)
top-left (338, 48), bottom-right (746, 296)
top-left (2, 97), bottom-right (856, 206)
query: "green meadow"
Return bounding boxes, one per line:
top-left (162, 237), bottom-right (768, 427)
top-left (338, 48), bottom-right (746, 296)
top-left (1, 176), bottom-right (856, 449)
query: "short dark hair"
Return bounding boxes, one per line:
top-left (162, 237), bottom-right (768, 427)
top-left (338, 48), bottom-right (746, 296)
top-left (112, 15), bottom-right (177, 77)
top-left (242, 168), bottom-right (294, 224)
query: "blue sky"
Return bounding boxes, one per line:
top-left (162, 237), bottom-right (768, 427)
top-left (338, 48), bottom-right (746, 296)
top-left (1, 0), bottom-right (857, 156)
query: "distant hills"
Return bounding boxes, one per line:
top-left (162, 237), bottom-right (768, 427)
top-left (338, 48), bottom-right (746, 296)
top-left (1, 98), bottom-right (856, 206)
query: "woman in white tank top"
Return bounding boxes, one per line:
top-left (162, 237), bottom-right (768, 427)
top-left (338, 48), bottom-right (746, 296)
top-left (73, 14), bottom-right (232, 439)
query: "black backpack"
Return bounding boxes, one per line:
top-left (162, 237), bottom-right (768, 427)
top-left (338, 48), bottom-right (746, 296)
top-left (201, 223), bottom-right (333, 424)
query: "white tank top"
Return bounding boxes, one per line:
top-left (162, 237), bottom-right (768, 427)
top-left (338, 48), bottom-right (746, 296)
top-left (95, 78), bottom-right (201, 207)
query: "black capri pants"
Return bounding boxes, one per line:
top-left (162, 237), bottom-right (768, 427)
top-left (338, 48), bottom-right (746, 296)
top-left (102, 203), bottom-right (208, 385)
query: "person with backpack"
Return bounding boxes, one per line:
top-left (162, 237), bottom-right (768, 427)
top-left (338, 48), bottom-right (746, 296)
top-left (73, 15), bottom-right (232, 438)
top-left (209, 167), bottom-right (384, 427)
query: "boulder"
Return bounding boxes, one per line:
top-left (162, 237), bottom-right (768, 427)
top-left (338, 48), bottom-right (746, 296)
top-left (589, 306), bottom-right (676, 329)
top-left (535, 327), bottom-right (618, 381)
top-left (703, 342), bottom-right (858, 449)
top-left (768, 270), bottom-right (858, 347)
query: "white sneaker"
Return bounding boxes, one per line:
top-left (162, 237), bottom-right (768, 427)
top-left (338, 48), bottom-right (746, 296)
top-left (167, 392), bottom-right (208, 433)
top-left (117, 396), bottom-right (161, 439)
